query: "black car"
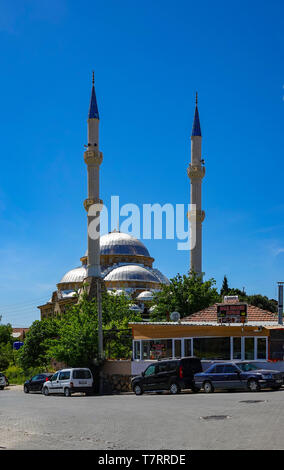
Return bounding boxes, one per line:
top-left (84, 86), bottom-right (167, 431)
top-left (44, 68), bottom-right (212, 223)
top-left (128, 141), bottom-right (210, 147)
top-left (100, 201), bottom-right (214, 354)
top-left (194, 362), bottom-right (283, 393)
top-left (24, 373), bottom-right (53, 393)
top-left (131, 357), bottom-right (203, 395)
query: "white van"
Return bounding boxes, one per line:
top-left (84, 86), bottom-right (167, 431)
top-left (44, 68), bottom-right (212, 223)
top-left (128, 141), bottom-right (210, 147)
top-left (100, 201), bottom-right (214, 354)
top-left (42, 368), bottom-right (94, 397)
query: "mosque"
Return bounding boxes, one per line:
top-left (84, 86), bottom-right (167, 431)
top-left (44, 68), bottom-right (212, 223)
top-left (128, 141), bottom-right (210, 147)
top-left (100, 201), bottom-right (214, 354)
top-left (38, 76), bottom-right (189, 320)
top-left (39, 76), bottom-right (204, 320)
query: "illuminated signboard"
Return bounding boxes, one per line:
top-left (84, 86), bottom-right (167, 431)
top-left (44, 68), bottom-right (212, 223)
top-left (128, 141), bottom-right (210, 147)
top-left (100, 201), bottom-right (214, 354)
top-left (217, 303), bottom-right (247, 323)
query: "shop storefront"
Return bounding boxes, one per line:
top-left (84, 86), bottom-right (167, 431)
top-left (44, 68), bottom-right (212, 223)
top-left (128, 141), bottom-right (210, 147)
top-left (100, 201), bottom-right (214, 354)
top-left (130, 300), bottom-right (284, 370)
top-left (133, 334), bottom-right (268, 361)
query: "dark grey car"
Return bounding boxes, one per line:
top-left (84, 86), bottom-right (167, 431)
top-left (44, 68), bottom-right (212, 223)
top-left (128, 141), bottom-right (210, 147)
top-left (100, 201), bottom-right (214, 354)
top-left (194, 362), bottom-right (283, 393)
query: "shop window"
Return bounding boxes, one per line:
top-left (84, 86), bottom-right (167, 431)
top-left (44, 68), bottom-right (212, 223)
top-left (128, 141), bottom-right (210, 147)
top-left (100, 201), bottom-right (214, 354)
top-left (269, 330), bottom-right (284, 360)
top-left (244, 337), bottom-right (255, 360)
top-left (233, 337), bottom-right (242, 359)
top-left (174, 339), bottom-right (181, 358)
top-left (184, 339), bottom-right (192, 357)
top-left (133, 341), bottom-right (141, 360)
top-left (142, 339), bottom-right (172, 360)
top-left (257, 338), bottom-right (266, 359)
top-left (193, 337), bottom-right (230, 360)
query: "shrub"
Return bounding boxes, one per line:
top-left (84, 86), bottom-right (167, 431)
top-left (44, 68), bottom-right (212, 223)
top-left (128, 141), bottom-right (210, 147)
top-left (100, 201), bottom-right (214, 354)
top-left (4, 365), bottom-right (55, 385)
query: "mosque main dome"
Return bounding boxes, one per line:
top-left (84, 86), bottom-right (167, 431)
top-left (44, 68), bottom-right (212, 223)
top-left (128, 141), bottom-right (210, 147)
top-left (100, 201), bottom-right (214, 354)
top-left (40, 231), bottom-right (169, 317)
top-left (99, 232), bottom-right (151, 257)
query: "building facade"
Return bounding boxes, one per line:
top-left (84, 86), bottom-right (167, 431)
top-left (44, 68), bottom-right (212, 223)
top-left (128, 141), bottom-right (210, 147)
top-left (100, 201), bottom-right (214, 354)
top-left (130, 298), bottom-right (284, 369)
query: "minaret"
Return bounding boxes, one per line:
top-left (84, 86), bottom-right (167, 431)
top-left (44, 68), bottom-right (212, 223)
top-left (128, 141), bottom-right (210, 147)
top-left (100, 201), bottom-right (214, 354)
top-left (187, 93), bottom-right (205, 276)
top-left (83, 72), bottom-right (103, 278)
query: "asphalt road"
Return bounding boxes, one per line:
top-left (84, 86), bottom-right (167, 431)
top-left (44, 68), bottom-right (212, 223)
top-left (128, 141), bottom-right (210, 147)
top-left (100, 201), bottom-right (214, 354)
top-left (0, 385), bottom-right (283, 450)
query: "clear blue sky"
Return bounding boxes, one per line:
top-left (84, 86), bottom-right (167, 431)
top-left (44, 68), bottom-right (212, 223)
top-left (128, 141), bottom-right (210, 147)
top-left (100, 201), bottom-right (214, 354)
top-left (0, 0), bottom-right (283, 326)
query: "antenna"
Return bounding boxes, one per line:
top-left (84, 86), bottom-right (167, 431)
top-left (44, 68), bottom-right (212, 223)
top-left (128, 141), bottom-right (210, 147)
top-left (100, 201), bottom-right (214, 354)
top-left (170, 311), bottom-right (180, 322)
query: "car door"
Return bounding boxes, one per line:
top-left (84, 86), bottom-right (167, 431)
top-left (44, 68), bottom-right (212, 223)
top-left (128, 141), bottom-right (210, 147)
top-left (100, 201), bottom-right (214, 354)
top-left (203, 365), bottom-right (225, 389)
top-left (49, 372), bottom-right (60, 393)
top-left (211, 365), bottom-right (227, 389)
top-left (143, 364), bottom-right (159, 391)
top-left (223, 364), bottom-right (243, 389)
top-left (155, 362), bottom-right (170, 390)
top-left (58, 371), bottom-right (70, 393)
top-left (30, 375), bottom-right (42, 392)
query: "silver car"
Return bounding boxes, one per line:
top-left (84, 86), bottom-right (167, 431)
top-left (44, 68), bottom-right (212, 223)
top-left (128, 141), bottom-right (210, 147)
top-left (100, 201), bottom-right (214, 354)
top-left (0, 373), bottom-right (7, 390)
top-left (42, 368), bottom-right (94, 397)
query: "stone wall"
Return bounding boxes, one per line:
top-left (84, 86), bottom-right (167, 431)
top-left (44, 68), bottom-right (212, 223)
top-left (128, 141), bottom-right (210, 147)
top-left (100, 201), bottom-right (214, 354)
top-left (102, 360), bottom-right (132, 393)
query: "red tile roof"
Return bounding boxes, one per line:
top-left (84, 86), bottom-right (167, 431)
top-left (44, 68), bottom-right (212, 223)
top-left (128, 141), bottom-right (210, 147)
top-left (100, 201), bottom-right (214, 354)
top-left (183, 303), bottom-right (278, 323)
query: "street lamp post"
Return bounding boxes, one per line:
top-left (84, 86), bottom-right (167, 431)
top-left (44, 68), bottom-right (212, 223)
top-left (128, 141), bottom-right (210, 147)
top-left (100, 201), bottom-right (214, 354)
top-left (96, 277), bottom-right (104, 395)
top-left (278, 282), bottom-right (284, 325)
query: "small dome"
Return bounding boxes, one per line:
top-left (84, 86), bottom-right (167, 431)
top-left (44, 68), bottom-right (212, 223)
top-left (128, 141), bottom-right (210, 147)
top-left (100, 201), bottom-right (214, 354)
top-left (107, 289), bottom-right (129, 297)
top-left (59, 266), bottom-right (87, 284)
top-left (104, 265), bottom-right (160, 283)
top-left (129, 304), bottom-right (143, 312)
top-left (136, 290), bottom-right (154, 301)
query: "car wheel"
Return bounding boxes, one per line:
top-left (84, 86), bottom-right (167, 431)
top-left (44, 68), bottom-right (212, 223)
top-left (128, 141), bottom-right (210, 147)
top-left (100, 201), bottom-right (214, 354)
top-left (43, 387), bottom-right (49, 396)
top-left (272, 385), bottom-right (281, 391)
top-left (133, 384), bottom-right (143, 396)
top-left (203, 381), bottom-right (214, 393)
top-left (64, 387), bottom-right (71, 397)
top-left (24, 385), bottom-right (29, 393)
top-left (0, 386), bottom-right (4, 390)
top-left (169, 383), bottom-right (180, 395)
top-left (248, 379), bottom-right (260, 392)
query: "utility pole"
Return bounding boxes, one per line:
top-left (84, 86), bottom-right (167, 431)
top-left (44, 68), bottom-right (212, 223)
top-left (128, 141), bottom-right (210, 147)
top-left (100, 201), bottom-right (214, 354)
top-left (278, 282), bottom-right (284, 325)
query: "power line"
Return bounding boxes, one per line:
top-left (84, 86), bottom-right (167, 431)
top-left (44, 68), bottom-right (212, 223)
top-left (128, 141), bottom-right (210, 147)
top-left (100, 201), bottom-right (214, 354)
top-left (0, 300), bottom-right (49, 312)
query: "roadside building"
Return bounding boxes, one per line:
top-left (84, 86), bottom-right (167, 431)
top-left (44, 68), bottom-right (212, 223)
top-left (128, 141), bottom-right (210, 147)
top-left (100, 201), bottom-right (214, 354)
top-left (12, 328), bottom-right (29, 341)
top-left (130, 297), bottom-right (284, 373)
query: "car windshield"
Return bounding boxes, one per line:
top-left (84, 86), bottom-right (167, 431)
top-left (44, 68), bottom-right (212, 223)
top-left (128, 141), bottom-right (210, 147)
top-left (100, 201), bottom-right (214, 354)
top-left (237, 363), bottom-right (260, 372)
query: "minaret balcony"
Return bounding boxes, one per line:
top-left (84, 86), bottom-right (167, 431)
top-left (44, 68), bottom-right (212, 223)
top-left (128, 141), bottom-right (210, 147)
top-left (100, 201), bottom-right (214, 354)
top-left (187, 209), bottom-right (205, 223)
top-left (84, 149), bottom-right (103, 166)
top-left (187, 164), bottom-right (205, 180)
top-left (84, 197), bottom-right (103, 212)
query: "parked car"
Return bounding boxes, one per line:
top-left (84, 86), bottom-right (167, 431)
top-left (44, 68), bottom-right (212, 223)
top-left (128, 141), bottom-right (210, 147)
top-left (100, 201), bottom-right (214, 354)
top-left (131, 357), bottom-right (203, 395)
top-left (194, 362), bottom-right (283, 393)
top-left (42, 368), bottom-right (94, 397)
top-left (233, 361), bottom-right (282, 377)
top-left (0, 372), bottom-right (7, 390)
top-left (24, 373), bottom-right (53, 393)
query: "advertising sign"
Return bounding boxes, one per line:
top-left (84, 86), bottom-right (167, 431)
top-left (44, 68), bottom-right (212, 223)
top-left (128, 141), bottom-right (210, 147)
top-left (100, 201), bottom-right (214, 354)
top-left (217, 303), bottom-right (247, 323)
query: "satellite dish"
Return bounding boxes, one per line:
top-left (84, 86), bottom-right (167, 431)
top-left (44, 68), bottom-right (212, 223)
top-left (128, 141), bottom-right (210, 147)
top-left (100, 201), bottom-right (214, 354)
top-left (170, 311), bottom-right (180, 322)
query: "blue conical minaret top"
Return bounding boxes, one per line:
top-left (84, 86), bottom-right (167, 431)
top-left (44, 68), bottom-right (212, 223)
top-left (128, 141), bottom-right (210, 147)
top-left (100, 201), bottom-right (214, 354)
top-left (88, 71), bottom-right (99, 120)
top-left (191, 92), bottom-right (201, 137)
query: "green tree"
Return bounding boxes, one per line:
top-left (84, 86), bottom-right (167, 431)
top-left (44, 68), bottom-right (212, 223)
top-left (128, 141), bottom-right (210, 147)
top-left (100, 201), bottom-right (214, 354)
top-left (150, 271), bottom-right (221, 321)
top-left (18, 318), bottom-right (60, 371)
top-left (219, 277), bottom-right (277, 313)
top-left (220, 275), bottom-right (229, 297)
top-left (0, 342), bottom-right (14, 370)
top-left (0, 319), bottom-right (14, 370)
top-left (246, 294), bottom-right (277, 313)
top-left (0, 321), bottom-right (13, 346)
top-left (49, 290), bottom-right (142, 367)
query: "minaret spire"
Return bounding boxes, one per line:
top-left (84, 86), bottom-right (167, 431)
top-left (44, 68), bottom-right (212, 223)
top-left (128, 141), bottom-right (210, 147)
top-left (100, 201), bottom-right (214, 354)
top-left (191, 92), bottom-right (201, 137)
top-left (88, 71), bottom-right (99, 120)
top-left (187, 93), bottom-right (205, 276)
